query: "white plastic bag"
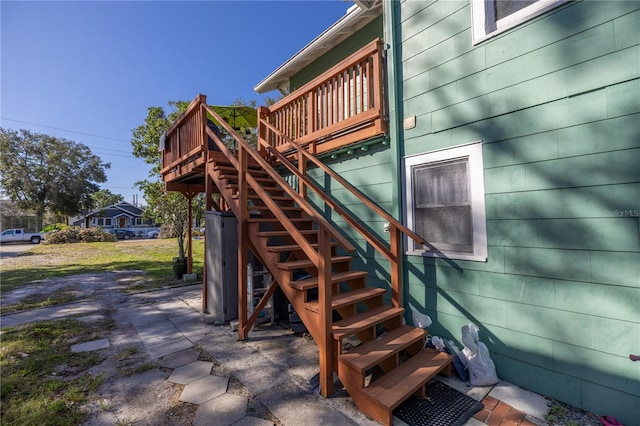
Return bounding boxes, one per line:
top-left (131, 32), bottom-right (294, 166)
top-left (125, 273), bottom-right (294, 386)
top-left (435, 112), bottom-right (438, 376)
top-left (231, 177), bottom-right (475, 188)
top-left (460, 323), bottom-right (499, 387)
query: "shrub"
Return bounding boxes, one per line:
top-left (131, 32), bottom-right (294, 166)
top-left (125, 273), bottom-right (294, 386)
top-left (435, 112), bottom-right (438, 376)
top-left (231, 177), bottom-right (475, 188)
top-left (42, 223), bottom-right (70, 233)
top-left (44, 228), bottom-right (116, 244)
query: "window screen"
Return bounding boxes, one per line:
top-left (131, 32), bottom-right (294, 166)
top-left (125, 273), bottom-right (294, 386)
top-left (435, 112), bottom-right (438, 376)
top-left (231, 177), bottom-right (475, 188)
top-left (412, 159), bottom-right (474, 254)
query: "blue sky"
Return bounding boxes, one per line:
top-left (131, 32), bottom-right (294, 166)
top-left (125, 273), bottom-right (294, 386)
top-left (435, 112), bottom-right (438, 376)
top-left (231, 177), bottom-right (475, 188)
top-left (1, 0), bottom-right (350, 206)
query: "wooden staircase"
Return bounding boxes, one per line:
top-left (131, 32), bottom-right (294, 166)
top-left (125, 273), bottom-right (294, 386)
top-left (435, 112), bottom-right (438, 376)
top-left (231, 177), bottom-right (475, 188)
top-left (205, 149), bottom-right (454, 425)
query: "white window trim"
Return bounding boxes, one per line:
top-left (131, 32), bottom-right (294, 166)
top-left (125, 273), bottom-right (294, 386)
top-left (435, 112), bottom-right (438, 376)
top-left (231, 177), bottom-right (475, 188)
top-left (471, 0), bottom-right (567, 45)
top-left (404, 141), bottom-right (487, 262)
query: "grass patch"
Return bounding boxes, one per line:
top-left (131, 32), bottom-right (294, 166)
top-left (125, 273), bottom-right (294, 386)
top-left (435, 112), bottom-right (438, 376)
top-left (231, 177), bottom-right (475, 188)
top-left (0, 238), bottom-right (204, 294)
top-left (0, 288), bottom-right (77, 315)
top-left (0, 318), bottom-right (111, 425)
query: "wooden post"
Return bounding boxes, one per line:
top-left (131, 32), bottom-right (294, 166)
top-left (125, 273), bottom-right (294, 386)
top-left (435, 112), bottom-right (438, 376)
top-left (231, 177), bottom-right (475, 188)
top-left (187, 194), bottom-right (193, 274)
top-left (390, 225), bottom-right (402, 308)
top-left (298, 150), bottom-right (307, 200)
top-left (237, 145), bottom-right (249, 340)
top-left (318, 229), bottom-right (334, 397)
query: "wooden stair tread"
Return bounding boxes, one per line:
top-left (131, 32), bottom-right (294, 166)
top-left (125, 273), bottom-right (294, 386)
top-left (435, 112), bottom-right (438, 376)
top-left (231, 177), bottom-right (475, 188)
top-left (340, 326), bottom-right (426, 373)
top-left (276, 255), bottom-right (351, 271)
top-left (250, 205), bottom-right (301, 211)
top-left (290, 270), bottom-right (368, 291)
top-left (267, 242), bottom-right (336, 253)
top-left (257, 230), bottom-right (318, 237)
top-left (305, 287), bottom-right (386, 313)
top-left (361, 349), bottom-right (454, 410)
top-left (247, 217), bottom-right (315, 223)
top-left (332, 306), bottom-right (405, 340)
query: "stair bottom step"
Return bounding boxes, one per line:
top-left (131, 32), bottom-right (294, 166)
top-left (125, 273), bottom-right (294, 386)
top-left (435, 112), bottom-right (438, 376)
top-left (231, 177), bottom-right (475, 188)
top-left (362, 349), bottom-right (453, 411)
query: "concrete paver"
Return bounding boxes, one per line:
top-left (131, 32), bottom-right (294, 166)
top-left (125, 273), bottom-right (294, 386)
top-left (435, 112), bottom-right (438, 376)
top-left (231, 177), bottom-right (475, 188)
top-left (180, 375), bottom-right (229, 404)
top-left (71, 338), bottom-right (110, 353)
top-left (160, 347), bottom-right (201, 369)
top-left (167, 360), bottom-right (214, 385)
top-left (1, 280), bottom-right (555, 426)
top-left (193, 393), bottom-right (248, 426)
top-left (146, 336), bottom-right (193, 359)
top-left (231, 416), bottom-right (276, 426)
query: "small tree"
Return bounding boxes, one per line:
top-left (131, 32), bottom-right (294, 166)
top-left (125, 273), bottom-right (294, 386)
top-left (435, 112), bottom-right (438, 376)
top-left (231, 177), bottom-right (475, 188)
top-left (0, 128), bottom-right (110, 230)
top-left (131, 101), bottom-right (198, 259)
top-left (91, 189), bottom-right (124, 209)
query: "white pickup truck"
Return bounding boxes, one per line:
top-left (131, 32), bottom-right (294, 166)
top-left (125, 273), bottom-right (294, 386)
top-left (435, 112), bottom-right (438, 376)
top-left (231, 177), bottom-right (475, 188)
top-left (0, 228), bottom-right (44, 244)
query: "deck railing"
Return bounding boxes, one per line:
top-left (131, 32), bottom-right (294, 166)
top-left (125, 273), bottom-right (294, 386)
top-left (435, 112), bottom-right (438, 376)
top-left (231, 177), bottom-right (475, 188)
top-left (161, 95), bottom-right (208, 183)
top-left (261, 38), bottom-right (386, 155)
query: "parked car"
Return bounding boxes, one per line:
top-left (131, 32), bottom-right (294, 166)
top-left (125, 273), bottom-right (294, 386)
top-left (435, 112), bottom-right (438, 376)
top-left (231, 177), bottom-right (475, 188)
top-left (147, 229), bottom-right (159, 239)
top-left (108, 229), bottom-right (135, 240)
top-left (0, 228), bottom-right (44, 244)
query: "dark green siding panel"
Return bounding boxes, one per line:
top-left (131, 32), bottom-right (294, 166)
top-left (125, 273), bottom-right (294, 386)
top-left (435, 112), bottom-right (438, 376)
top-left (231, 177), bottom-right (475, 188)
top-left (436, 291), bottom-right (507, 327)
top-left (430, 46), bottom-right (486, 90)
top-left (506, 302), bottom-right (595, 347)
top-left (567, 45), bottom-right (640, 97)
top-left (504, 247), bottom-right (591, 281)
top-left (406, 245), bottom-right (506, 274)
top-left (519, 21), bottom-right (616, 83)
top-left (537, 218), bottom-right (640, 251)
top-left (430, 266), bottom-right (481, 296)
top-left (607, 79), bottom-right (640, 118)
top-left (557, 114), bottom-right (640, 158)
top-left (590, 251), bottom-right (640, 287)
top-left (289, 16), bottom-right (382, 91)
top-left (484, 165), bottom-right (527, 194)
top-left (581, 381), bottom-right (640, 426)
top-left (401, 5), bottom-right (470, 62)
top-left (485, 184), bottom-right (640, 220)
top-left (484, 1), bottom-right (639, 68)
top-left (614, 8), bottom-right (640, 49)
top-left (494, 354), bottom-right (582, 408)
top-left (555, 280), bottom-right (639, 322)
top-left (524, 149), bottom-right (640, 191)
top-left (488, 326), bottom-right (555, 370)
top-left (478, 273), bottom-right (557, 308)
top-left (553, 341), bottom-right (640, 395)
top-left (484, 132), bottom-right (559, 169)
top-left (594, 317), bottom-right (640, 357)
top-left (399, 0), bottom-right (464, 48)
top-left (487, 219), bottom-right (538, 247)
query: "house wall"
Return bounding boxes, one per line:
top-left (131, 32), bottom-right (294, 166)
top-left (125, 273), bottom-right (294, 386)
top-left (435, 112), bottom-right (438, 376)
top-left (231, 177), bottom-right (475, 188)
top-left (391, 0), bottom-right (639, 423)
top-left (289, 16), bottom-right (383, 92)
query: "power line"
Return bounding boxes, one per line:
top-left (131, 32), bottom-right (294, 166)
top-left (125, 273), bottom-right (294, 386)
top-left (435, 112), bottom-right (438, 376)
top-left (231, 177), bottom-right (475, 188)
top-left (0, 117), bottom-right (133, 153)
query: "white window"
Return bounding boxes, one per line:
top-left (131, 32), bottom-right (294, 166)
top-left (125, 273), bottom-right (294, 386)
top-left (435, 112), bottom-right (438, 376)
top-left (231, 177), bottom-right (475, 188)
top-left (92, 218), bottom-right (112, 227)
top-left (471, 0), bottom-right (567, 44)
top-left (404, 141), bottom-right (487, 261)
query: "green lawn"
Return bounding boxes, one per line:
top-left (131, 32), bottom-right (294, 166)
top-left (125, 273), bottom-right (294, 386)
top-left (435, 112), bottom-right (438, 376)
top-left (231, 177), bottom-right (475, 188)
top-left (1, 238), bottom-right (205, 294)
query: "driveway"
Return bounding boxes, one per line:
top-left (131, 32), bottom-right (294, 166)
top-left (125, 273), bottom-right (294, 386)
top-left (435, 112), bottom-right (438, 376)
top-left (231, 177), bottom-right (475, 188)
top-left (0, 243), bottom-right (37, 260)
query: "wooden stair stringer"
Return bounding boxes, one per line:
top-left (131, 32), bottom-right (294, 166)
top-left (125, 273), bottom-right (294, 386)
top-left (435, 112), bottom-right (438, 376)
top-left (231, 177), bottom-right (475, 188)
top-left (205, 152), bottom-right (456, 426)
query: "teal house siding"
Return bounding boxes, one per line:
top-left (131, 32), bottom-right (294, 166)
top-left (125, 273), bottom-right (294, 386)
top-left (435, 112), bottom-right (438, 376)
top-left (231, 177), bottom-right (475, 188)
top-left (390, 0), bottom-right (640, 423)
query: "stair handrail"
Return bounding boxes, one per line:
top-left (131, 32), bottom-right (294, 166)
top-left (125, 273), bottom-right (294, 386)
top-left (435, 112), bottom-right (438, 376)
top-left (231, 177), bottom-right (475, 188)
top-left (259, 117), bottom-right (426, 308)
top-left (259, 118), bottom-right (426, 248)
top-left (201, 103), bottom-right (355, 257)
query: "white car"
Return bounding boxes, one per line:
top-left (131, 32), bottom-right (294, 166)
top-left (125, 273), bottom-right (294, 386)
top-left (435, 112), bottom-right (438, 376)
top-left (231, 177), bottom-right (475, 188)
top-left (147, 230), bottom-right (159, 239)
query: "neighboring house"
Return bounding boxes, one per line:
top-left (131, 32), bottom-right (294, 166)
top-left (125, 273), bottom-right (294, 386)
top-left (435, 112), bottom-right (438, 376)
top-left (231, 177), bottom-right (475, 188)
top-left (0, 200), bottom-right (39, 231)
top-left (72, 201), bottom-right (155, 234)
top-left (162, 1), bottom-right (639, 424)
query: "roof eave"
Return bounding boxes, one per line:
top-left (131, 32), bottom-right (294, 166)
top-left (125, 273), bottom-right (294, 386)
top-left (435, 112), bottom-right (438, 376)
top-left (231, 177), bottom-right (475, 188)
top-left (254, 1), bottom-right (381, 94)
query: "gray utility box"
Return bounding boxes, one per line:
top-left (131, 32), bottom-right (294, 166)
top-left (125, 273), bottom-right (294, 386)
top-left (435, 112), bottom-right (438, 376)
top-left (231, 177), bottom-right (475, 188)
top-left (205, 211), bottom-right (238, 323)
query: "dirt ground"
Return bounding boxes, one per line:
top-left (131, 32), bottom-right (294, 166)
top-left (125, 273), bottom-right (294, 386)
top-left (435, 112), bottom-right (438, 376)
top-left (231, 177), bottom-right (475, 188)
top-left (0, 269), bottom-right (268, 426)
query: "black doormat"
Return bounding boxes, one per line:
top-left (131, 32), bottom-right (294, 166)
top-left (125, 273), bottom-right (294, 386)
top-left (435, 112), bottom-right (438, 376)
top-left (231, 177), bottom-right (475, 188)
top-left (393, 380), bottom-right (484, 426)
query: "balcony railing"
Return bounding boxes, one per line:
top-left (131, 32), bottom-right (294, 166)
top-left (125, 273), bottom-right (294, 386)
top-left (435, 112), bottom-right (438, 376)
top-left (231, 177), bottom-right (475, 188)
top-left (160, 95), bottom-right (208, 185)
top-left (259, 38), bottom-right (386, 156)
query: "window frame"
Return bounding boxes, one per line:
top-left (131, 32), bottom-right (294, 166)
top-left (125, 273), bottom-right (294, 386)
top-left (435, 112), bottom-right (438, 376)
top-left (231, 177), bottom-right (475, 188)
top-left (403, 141), bottom-right (488, 262)
top-left (471, 0), bottom-right (567, 45)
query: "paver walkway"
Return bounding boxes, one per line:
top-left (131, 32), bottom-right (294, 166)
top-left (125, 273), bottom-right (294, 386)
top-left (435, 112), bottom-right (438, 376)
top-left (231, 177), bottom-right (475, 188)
top-left (1, 281), bottom-right (551, 425)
